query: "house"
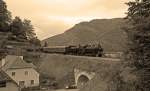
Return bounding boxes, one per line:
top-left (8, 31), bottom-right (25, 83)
top-left (1, 55), bottom-right (39, 88)
top-left (0, 70), bottom-right (19, 91)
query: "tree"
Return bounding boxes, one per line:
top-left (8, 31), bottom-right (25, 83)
top-left (22, 19), bottom-right (41, 46)
top-left (0, 0), bottom-right (11, 32)
top-left (125, 0), bottom-right (150, 90)
top-left (23, 19), bottom-right (36, 40)
top-left (0, 0), bottom-right (40, 47)
top-left (10, 17), bottom-right (41, 45)
top-left (10, 16), bottom-right (27, 41)
top-left (29, 37), bottom-right (41, 46)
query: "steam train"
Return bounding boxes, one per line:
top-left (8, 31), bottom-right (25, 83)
top-left (41, 44), bottom-right (103, 57)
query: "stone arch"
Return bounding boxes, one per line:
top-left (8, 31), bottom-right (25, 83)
top-left (74, 68), bottom-right (95, 88)
top-left (77, 75), bottom-right (90, 88)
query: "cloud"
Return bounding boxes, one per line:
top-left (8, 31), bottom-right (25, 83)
top-left (5, 0), bottom-right (130, 40)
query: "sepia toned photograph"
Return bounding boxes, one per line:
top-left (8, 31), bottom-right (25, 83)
top-left (0, 0), bottom-right (150, 91)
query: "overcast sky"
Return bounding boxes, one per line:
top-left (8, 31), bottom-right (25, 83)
top-left (5, 0), bottom-right (130, 40)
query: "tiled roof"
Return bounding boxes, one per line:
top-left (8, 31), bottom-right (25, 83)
top-left (2, 55), bottom-right (36, 71)
top-left (0, 70), bottom-right (19, 86)
top-left (0, 70), bottom-right (10, 81)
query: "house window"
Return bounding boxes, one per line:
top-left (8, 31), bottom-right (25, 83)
top-left (31, 80), bottom-right (34, 85)
top-left (25, 71), bottom-right (28, 75)
top-left (12, 72), bottom-right (15, 76)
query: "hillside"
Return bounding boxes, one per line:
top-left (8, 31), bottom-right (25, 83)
top-left (80, 63), bottom-right (137, 91)
top-left (43, 18), bottom-right (128, 52)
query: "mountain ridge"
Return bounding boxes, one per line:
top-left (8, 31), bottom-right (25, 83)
top-left (42, 18), bottom-right (128, 52)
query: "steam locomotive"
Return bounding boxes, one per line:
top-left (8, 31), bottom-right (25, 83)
top-left (41, 44), bottom-right (103, 57)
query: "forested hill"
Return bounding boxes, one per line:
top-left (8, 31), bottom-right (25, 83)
top-left (0, 0), bottom-right (40, 46)
top-left (42, 18), bottom-right (128, 52)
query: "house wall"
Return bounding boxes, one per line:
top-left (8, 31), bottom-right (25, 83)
top-left (6, 68), bottom-right (39, 87)
top-left (0, 82), bottom-right (19, 91)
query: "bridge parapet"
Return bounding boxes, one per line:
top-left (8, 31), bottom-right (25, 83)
top-left (103, 52), bottom-right (124, 58)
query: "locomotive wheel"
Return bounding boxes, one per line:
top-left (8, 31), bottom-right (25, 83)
top-left (96, 52), bottom-right (102, 57)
